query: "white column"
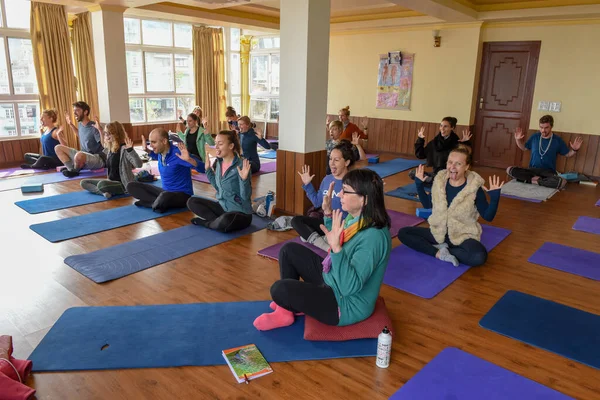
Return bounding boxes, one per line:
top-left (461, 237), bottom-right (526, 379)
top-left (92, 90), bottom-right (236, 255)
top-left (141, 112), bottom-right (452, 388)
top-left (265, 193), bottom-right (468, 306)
top-left (90, 6), bottom-right (130, 122)
top-left (279, 0), bottom-right (331, 154)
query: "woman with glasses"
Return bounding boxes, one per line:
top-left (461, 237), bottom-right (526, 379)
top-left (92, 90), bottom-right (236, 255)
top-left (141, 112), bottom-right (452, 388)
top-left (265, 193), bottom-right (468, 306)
top-left (254, 168), bottom-right (392, 330)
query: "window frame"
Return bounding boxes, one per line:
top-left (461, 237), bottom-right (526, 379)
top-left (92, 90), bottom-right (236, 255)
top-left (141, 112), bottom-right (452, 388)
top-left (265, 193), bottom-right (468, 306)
top-left (225, 27), bottom-right (241, 117)
top-left (124, 17), bottom-right (195, 125)
top-left (249, 35), bottom-right (279, 123)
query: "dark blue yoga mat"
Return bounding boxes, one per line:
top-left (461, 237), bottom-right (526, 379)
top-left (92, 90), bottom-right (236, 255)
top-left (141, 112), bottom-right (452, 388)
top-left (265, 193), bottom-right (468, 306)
top-left (480, 290), bottom-right (600, 370)
top-left (385, 182), bottom-right (430, 202)
top-left (65, 215), bottom-right (270, 283)
top-left (366, 158), bottom-right (423, 178)
top-left (259, 150), bottom-right (277, 159)
top-left (0, 169), bottom-right (105, 192)
top-left (30, 205), bottom-right (185, 242)
top-left (29, 301), bottom-right (377, 371)
top-left (15, 180), bottom-right (162, 214)
top-left (528, 242), bottom-right (600, 281)
top-left (389, 347), bottom-right (573, 399)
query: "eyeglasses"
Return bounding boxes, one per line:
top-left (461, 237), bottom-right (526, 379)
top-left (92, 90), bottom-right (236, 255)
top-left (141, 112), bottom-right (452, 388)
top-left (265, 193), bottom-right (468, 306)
top-left (340, 188), bottom-right (359, 195)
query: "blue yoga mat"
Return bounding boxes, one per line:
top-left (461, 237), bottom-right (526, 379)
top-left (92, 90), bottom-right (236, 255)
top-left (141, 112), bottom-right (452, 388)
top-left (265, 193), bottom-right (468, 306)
top-left (15, 180), bottom-right (162, 214)
top-left (65, 215), bottom-right (271, 283)
top-left (29, 301), bottom-right (377, 371)
top-left (528, 242), bottom-right (600, 281)
top-left (480, 290), bottom-right (600, 370)
top-left (385, 182), bottom-right (430, 202)
top-left (30, 205), bottom-right (185, 242)
top-left (365, 158), bottom-right (423, 178)
top-left (389, 347), bottom-right (572, 399)
top-left (259, 150), bottom-right (277, 159)
top-left (0, 169), bottom-right (105, 192)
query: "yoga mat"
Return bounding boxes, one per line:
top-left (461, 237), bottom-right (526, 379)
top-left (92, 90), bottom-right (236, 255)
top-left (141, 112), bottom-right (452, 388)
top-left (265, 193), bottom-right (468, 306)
top-left (65, 215), bottom-right (270, 283)
top-left (364, 153), bottom-right (379, 159)
top-left (0, 166), bottom-right (47, 178)
top-left (384, 225), bottom-right (511, 299)
top-left (257, 210), bottom-right (424, 260)
top-left (29, 301), bottom-right (377, 371)
top-left (528, 242), bottom-right (600, 281)
top-left (0, 169), bottom-right (105, 192)
top-left (500, 180), bottom-right (558, 202)
top-left (259, 150), bottom-right (277, 159)
top-left (15, 180), bottom-right (163, 214)
top-left (389, 347), bottom-right (573, 399)
top-left (30, 205), bottom-right (185, 242)
top-left (480, 290), bottom-right (600, 370)
top-left (385, 183), bottom-right (430, 202)
top-left (192, 162), bottom-right (277, 183)
top-left (266, 138), bottom-right (278, 143)
top-left (365, 157), bottom-right (423, 178)
top-left (596, 199), bottom-right (599, 207)
top-left (572, 216), bottom-right (600, 235)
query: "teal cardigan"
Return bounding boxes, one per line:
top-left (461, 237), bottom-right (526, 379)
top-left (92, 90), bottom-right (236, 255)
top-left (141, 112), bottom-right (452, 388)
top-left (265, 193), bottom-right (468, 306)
top-left (322, 215), bottom-right (392, 326)
top-left (206, 155), bottom-right (252, 214)
top-left (177, 126), bottom-right (215, 161)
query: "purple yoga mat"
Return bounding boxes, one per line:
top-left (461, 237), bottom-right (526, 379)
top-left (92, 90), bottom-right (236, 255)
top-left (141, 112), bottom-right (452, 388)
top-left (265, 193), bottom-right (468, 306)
top-left (383, 225), bottom-right (511, 299)
top-left (192, 162), bottom-right (277, 183)
top-left (0, 167), bottom-right (48, 178)
top-left (365, 153), bottom-right (379, 159)
top-left (528, 242), bottom-right (600, 281)
top-left (257, 210), bottom-right (424, 260)
top-left (500, 194), bottom-right (542, 203)
top-left (596, 199), bottom-right (600, 207)
top-left (573, 216), bottom-right (600, 235)
top-left (389, 347), bottom-right (573, 399)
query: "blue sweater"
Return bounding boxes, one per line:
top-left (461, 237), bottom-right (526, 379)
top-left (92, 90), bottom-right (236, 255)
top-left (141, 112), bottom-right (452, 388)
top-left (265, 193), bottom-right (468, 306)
top-left (240, 128), bottom-right (271, 167)
top-left (149, 144), bottom-right (201, 196)
top-left (416, 178), bottom-right (500, 221)
top-left (206, 155), bottom-right (252, 214)
top-left (302, 174), bottom-right (346, 217)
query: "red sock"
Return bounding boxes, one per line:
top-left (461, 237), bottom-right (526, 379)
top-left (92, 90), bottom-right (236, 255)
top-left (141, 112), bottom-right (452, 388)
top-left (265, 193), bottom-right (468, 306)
top-left (253, 307), bottom-right (294, 331)
top-left (269, 301), bottom-right (304, 316)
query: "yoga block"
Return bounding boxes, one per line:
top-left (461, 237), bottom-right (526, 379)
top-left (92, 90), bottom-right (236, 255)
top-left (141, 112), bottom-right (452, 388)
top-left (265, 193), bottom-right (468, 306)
top-left (21, 184), bottom-right (43, 193)
top-left (559, 172), bottom-right (578, 180)
top-left (416, 208), bottom-right (432, 219)
top-left (368, 156), bottom-right (380, 164)
top-left (304, 297), bottom-right (392, 341)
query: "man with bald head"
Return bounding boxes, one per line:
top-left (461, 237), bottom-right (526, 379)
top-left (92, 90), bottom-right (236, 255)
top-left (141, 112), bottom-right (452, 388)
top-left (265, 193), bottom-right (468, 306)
top-left (127, 128), bottom-right (202, 213)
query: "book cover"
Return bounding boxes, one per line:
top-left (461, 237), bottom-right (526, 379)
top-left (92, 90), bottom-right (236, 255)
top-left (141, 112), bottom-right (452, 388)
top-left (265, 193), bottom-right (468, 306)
top-left (222, 344), bottom-right (273, 383)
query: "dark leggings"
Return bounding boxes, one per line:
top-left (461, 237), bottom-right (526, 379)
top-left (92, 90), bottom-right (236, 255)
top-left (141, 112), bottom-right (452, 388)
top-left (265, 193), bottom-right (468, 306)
top-left (507, 167), bottom-right (562, 189)
top-left (250, 160), bottom-right (260, 174)
top-left (398, 226), bottom-right (488, 267)
top-left (271, 242), bottom-right (339, 326)
top-left (126, 181), bottom-right (190, 213)
top-left (23, 153), bottom-right (62, 170)
top-left (186, 196), bottom-right (252, 233)
top-left (291, 215), bottom-right (324, 241)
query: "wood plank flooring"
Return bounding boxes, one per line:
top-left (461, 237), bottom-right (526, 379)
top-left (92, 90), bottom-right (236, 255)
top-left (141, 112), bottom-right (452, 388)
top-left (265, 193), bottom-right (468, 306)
top-left (1, 154), bottom-right (599, 399)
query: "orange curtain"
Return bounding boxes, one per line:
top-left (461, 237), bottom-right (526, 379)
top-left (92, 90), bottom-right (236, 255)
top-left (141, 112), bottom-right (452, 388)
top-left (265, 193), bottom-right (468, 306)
top-left (71, 12), bottom-right (99, 119)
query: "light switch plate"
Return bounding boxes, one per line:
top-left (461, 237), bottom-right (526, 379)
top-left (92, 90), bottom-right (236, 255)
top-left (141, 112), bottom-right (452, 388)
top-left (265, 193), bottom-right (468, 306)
top-left (538, 101), bottom-right (549, 111)
top-left (549, 101), bottom-right (562, 112)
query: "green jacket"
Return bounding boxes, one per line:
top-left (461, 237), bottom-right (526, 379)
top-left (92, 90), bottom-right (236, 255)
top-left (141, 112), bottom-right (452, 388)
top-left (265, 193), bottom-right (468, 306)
top-left (322, 215), bottom-right (392, 326)
top-left (206, 155), bottom-right (252, 214)
top-left (177, 127), bottom-right (214, 161)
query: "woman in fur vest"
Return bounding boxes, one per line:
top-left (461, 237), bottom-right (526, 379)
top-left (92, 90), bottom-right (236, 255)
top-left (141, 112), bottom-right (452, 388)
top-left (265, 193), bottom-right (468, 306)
top-left (398, 145), bottom-right (503, 267)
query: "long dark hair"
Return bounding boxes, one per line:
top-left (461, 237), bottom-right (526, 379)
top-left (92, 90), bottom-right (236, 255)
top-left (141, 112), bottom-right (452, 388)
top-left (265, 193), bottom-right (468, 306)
top-left (332, 140), bottom-right (356, 167)
top-left (342, 169), bottom-right (390, 230)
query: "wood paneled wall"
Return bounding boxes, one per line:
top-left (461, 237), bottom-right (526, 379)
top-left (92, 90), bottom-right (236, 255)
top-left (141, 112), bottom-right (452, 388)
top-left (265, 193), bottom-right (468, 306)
top-left (0, 138), bottom-right (40, 167)
top-left (275, 149), bottom-right (327, 215)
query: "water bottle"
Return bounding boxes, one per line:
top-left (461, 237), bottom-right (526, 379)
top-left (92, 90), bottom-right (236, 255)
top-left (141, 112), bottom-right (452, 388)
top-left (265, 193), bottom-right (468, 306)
top-left (265, 191), bottom-right (274, 217)
top-left (376, 326), bottom-right (392, 368)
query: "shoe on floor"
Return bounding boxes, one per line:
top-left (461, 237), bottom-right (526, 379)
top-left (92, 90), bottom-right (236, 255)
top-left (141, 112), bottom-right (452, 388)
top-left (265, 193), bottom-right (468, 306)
top-left (103, 192), bottom-right (112, 199)
top-left (20, 164), bottom-right (32, 169)
top-left (62, 169), bottom-right (80, 178)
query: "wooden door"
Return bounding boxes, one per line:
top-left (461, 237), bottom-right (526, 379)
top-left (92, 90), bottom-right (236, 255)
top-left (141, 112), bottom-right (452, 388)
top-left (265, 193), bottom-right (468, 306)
top-left (474, 41), bottom-right (541, 169)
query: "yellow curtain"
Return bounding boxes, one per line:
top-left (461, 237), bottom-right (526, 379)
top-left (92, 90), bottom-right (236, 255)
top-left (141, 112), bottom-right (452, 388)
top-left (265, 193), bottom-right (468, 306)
top-left (31, 2), bottom-right (78, 148)
top-left (193, 26), bottom-right (226, 131)
top-left (71, 12), bottom-right (99, 119)
top-left (240, 35), bottom-right (252, 116)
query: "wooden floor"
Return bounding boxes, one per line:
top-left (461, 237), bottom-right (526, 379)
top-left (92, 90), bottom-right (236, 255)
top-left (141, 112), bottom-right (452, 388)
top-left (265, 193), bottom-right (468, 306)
top-left (1, 154), bottom-right (599, 399)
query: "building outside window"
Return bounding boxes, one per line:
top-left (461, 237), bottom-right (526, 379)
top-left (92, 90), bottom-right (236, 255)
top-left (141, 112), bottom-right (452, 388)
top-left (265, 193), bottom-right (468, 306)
top-left (249, 36), bottom-right (279, 123)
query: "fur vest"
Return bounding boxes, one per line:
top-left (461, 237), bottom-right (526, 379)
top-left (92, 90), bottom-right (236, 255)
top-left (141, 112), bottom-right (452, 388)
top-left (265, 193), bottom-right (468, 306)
top-left (428, 169), bottom-right (485, 245)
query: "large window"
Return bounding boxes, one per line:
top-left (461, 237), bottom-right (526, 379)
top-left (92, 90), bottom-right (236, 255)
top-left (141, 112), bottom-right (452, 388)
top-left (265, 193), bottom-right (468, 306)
top-left (0, 0), bottom-right (40, 139)
top-left (124, 18), bottom-right (194, 124)
top-left (249, 36), bottom-right (279, 122)
top-left (226, 28), bottom-right (241, 115)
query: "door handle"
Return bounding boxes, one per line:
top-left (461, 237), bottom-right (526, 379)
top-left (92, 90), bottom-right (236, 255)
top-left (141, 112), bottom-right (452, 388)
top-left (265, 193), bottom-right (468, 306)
top-left (479, 98), bottom-right (484, 109)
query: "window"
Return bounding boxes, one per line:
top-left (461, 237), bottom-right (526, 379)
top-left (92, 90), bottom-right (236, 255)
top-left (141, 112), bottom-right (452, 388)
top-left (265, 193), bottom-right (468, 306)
top-left (124, 18), bottom-right (194, 123)
top-left (0, 0), bottom-right (39, 139)
top-left (249, 35), bottom-right (279, 122)
top-left (226, 28), bottom-right (241, 117)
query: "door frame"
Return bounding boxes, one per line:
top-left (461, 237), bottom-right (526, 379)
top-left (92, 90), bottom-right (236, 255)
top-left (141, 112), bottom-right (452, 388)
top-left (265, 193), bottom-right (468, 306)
top-left (473, 41), bottom-right (541, 168)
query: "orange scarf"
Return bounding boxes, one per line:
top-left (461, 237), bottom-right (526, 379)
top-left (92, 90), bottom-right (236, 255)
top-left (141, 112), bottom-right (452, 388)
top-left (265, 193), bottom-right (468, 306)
top-left (322, 216), bottom-right (361, 273)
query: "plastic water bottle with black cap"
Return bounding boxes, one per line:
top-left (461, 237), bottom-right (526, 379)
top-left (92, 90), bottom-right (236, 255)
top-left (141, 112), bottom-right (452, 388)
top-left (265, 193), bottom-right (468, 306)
top-left (376, 326), bottom-right (392, 368)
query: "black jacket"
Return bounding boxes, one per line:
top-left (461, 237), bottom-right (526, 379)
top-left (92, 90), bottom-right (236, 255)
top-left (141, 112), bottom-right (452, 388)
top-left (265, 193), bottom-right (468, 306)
top-left (414, 131), bottom-right (470, 174)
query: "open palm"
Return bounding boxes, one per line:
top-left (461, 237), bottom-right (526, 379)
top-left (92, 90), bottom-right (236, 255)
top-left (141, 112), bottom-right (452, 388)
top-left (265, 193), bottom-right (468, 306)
top-left (320, 209), bottom-right (344, 253)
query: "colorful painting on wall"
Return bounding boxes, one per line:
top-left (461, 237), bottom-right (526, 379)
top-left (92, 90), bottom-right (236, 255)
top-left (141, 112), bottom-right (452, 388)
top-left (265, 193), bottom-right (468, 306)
top-left (376, 52), bottom-right (414, 110)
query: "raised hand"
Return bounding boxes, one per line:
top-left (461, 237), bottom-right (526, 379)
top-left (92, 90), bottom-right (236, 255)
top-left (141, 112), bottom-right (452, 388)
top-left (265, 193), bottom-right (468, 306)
top-left (297, 165), bottom-right (315, 185)
top-left (417, 126), bottom-right (425, 139)
top-left (460, 129), bottom-right (472, 142)
top-left (415, 164), bottom-right (426, 182)
top-left (204, 144), bottom-right (212, 171)
top-left (483, 175), bottom-right (504, 191)
top-left (237, 158), bottom-right (251, 180)
top-left (93, 115), bottom-right (100, 129)
top-left (201, 118), bottom-right (209, 131)
top-left (320, 209), bottom-right (344, 253)
top-left (326, 116), bottom-right (331, 126)
top-left (351, 132), bottom-right (360, 146)
top-left (124, 136), bottom-right (134, 149)
top-left (141, 135), bottom-right (150, 152)
top-left (322, 181), bottom-right (335, 215)
top-left (64, 112), bottom-right (72, 126)
top-left (514, 127), bottom-right (525, 141)
top-left (255, 127), bottom-right (264, 140)
top-left (175, 142), bottom-right (191, 161)
top-left (570, 136), bottom-right (583, 151)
